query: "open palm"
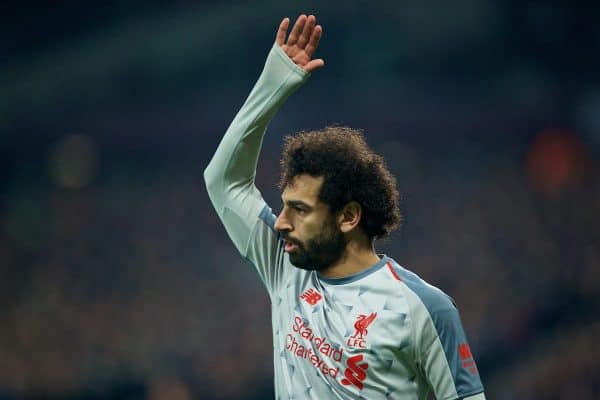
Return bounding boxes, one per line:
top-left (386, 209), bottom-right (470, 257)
top-left (276, 14), bottom-right (324, 73)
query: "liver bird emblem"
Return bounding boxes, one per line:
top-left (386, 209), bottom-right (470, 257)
top-left (352, 312), bottom-right (377, 339)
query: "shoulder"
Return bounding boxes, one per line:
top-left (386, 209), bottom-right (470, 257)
top-left (387, 260), bottom-right (457, 316)
top-left (387, 260), bottom-right (463, 347)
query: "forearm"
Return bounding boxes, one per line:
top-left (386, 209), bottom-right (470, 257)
top-left (204, 43), bottom-right (309, 255)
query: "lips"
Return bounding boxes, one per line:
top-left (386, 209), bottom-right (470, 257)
top-left (284, 241), bottom-right (298, 252)
top-left (282, 237), bottom-right (300, 253)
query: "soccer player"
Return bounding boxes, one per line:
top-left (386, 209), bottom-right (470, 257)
top-left (204, 14), bottom-right (486, 400)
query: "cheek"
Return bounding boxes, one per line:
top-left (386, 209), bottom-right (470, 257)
top-left (298, 217), bottom-right (324, 239)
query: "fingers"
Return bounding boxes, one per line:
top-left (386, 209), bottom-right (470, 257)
top-left (304, 58), bottom-right (325, 73)
top-left (297, 15), bottom-right (315, 48)
top-left (276, 17), bottom-right (289, 46)
top-left (286, 14), bottom-right (306, 47)
top-left (276, 13), bottom-right (324, 73)
top-left (304, 24), bottom-right (322, 58)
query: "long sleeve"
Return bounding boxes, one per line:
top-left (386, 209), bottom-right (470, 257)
top-left (411, 293), bottom-right (486, 400)
top-left (204, 43), bottom-right (309, 292)
top-left (392, 261), bottom-right (486, 400)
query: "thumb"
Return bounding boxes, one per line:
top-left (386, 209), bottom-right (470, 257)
top-left (304, 59), bottom-right (325, 73)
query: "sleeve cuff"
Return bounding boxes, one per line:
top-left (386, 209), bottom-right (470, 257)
top-left (270, 42), bottom-right (311, 79)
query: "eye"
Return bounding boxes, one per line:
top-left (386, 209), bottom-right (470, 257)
top-left (295, 207), bottom-right (307, 215)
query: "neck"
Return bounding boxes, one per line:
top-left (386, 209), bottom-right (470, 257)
top-left (318, 236), bottom-right (380, 279)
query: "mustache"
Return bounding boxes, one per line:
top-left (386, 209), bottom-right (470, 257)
top-left (280, 234), bottom-right (302, 246)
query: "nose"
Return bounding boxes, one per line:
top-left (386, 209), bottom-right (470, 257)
top-left (274, 209), bottom-right (292, 233)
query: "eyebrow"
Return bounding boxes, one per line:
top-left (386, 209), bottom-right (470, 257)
top-left (281, 198), bottom-right (313, 210)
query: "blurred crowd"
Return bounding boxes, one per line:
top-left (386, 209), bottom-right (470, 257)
top-left (0, 127), bottom-right (597, 399)
top-left (2, 2), bottom-right (600, 399)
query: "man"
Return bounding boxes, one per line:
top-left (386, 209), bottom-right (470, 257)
top-left (204, 14), bottom-right (485, 400)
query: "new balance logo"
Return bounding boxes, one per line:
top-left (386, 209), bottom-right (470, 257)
top-left (341, 354), bottom-right (369, 390)
top-left (300, 288), bottom-right (322, 306)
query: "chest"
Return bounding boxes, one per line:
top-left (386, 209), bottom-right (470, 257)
top-left (273, 272), bottom-right (416, 393)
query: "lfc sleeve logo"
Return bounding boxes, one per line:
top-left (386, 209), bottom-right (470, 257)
top-left (346, 312), bottom-right (377, 349)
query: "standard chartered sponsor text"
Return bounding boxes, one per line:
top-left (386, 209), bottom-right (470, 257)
top-left (286, 315), bottom-right (344, 378)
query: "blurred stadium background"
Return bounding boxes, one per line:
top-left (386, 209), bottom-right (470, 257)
top-left (1, 1), bottom-right (599, 399)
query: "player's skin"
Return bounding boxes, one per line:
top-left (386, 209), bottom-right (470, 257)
top-left (276, 14), bottom-right (325, 73)
top-left (274, 15), bottom-right (381, 279)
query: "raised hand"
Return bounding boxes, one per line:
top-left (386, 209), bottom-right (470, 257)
top-left (276, 14), bottom-right (324, 73)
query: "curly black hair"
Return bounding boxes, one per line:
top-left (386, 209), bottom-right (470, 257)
top-left (279, 126), bottom-right (401, 240)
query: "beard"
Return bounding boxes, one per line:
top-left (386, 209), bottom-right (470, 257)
top-left (284, 217), bottom-right (347, 271)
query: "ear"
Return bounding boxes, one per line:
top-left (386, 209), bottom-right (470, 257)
top-left (338, 201), bottom-right (362, 233)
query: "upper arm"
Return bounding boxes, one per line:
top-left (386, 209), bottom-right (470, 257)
top-left (416, 299), bottom-right (485, 400)
top-left (244, 205), bottom-right (287, 296)
top-left (394, 270), bottom-right (484, 400)
top-left (205, 174), bottom-right (285, 296)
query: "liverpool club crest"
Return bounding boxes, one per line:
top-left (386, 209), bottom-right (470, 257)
top-left (346, 312), bottom-right (377, 349)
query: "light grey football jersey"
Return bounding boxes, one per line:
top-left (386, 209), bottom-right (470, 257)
top-left (204, 43), bottom-right (485, 400)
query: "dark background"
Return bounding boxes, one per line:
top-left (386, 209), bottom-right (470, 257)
top-left (1, 1), bottom-right (599, 399)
